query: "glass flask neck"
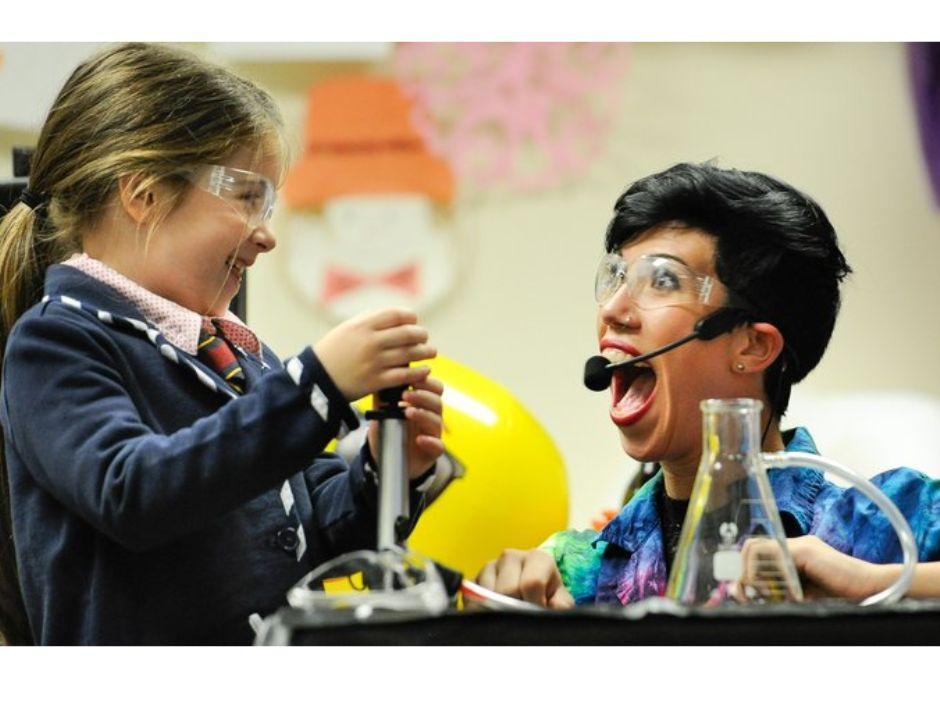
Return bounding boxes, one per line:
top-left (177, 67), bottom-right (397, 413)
top-left (699, 398), bottom-right (764, 466)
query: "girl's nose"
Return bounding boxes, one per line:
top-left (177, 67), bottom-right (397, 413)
top-left (251, 222), bottom-right (276, 252)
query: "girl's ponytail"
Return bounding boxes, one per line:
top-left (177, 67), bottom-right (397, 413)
top-left (0, 199), bottom-right (52, 350)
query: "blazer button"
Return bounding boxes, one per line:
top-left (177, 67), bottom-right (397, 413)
top-left (275, 526), bottom-right (299, 553)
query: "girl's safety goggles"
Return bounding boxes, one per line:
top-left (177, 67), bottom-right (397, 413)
top-left (185, 164), bottom-right (276, 230)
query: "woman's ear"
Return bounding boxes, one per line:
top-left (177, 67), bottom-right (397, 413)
top-left (117, 173), bottom-right (157, 225)
top-left (731, 322), bottom-right (785, 374)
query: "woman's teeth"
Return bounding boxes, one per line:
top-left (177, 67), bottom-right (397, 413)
top-left (603, 348), bottom-right (649, 367)
top-left (603, 348), bottom-right (631, 364)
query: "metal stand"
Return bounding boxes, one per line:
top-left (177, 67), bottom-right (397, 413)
top-left (365, 385), bottom-right (410, 551)
top-left (258, 383), bottom-right (457, 645)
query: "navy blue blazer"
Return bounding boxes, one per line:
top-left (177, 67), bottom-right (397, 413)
top-left (0, 265), bottom-right (424, 644)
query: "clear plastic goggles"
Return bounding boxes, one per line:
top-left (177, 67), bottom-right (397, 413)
top-left (185, 164), bottom-right (276, 230)
top-left (595, 252), bottom-right (715, 309)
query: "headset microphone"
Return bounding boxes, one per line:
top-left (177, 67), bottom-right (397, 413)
top-left (583, 307), bottom-right (751, 392)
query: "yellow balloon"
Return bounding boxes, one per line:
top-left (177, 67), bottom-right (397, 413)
top-left (355, 356), bottom-right (569, 578)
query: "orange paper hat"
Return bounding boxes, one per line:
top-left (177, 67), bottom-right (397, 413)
top-left (284, 76), bottom-right (454, 207)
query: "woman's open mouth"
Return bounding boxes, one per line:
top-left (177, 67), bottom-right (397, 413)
top-left (605, 348), bottom-right (658, 426)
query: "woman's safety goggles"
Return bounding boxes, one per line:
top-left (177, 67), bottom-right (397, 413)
top-left (185, 164), bottom-right (276, 230)
top-left (594, 252), bottom-right (715, 309)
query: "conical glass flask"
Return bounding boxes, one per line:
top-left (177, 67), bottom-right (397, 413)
top-left (665, 398), bottom-right (920, 607)
top-left (665, 399), bottom-right (803, 605)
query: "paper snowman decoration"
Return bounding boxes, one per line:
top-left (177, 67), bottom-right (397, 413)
top-left (282, 76), bottom-right (458, 321)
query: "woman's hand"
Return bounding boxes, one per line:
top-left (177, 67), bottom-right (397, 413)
top-left (735, 536), bottom-right (802, 602)
top-left (785, 535), bottom-right (892, 601)
top-left (738, 536), bottom-right (940, 602)
top-left (475, 548), bottom-right (575, 609)
top-left (314, 308), bottom-right (436, 401)
top-left (367, 376), bottom-right (445, 480)
top-left (734, 535), bottom-right (887, 602)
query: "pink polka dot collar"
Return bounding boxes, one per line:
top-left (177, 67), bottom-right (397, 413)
top-left (62, 253), bottom-right (261, 357)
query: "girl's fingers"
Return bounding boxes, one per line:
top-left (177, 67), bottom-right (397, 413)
top-left (410, 435), bottom-right (443, 479)
top-left (414, 435), bottom-right (444, 456)
top-left (378, 344), bottom-right (437, 368)
top-left (402, 389), bottom-right (443, 415)
top-left (363, 308), bottom-right (418, 330)
top-left (405, 407), bottom-right (442, 438)
top-left (375, 324), bottom-right (429, 349)
top-left (378, 365), bottom-right (430, 389)
top-left (408, 376), bottom-right (444, 395)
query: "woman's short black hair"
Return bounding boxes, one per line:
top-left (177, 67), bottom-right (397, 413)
top-left (604, 162), bottom-right (852, 417)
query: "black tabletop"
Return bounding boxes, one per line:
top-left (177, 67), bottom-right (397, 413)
top-left (255, 598), bottom-right (940, 646)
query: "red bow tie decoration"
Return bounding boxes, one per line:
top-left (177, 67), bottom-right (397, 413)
top-left (320, 263), bottom-right (421, 304)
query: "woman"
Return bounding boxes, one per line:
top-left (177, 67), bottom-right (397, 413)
top-left (477, 162), bottom-right (940, 607)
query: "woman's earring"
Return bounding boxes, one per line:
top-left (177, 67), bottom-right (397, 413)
top-left (734, 362), bottom-right (746, 372)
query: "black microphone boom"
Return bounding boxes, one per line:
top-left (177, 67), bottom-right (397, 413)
top-left (583, 307), bottom-right (750, 392)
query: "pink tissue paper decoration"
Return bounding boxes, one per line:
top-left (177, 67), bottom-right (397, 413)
top-left (392, 43), bottom-right (630, 196)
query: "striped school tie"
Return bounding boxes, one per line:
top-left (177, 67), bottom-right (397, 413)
top-left (198, 320), bottom-right (246, 394)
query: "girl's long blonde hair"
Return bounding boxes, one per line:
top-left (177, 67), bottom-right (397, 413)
top-left (0, 42), bottom-right (288, 645)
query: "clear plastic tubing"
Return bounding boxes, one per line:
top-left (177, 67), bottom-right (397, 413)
top-left (762, 451), bottom-right (917, 606)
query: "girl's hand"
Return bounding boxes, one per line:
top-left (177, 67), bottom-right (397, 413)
top-left (367, 376), bottom-right (445, 480)
top-left (313, 308), bottom-right (436, 401)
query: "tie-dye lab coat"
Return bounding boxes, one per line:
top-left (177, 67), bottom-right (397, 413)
top-left (541, 428), bottom-right (940, 605)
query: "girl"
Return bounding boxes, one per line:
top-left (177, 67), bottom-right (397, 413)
top-left (0, 43), bottom-right (444, 645)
